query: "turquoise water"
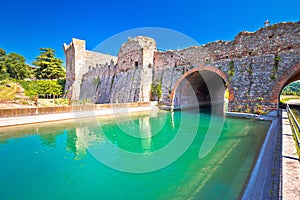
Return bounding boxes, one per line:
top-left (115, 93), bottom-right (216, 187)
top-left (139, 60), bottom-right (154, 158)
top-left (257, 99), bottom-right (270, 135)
top-left (0, 109), bottom-right (270, 200)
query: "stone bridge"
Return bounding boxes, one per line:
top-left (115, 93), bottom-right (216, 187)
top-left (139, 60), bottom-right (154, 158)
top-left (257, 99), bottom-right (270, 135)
top-left (64, 21), bottom-right (300, 113)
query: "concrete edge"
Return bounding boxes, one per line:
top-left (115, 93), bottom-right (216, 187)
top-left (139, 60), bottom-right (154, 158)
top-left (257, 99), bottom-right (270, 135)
top-left (241, 110), bottom-right (281, 200)
top-left (0, 106), bottom-right (265, 128)
top-left (0, 105), bottom-right (159, 128)
top-left (226, 112), bottom-right (259, 119)
top-left (226, 110), bottom-right (280, 120)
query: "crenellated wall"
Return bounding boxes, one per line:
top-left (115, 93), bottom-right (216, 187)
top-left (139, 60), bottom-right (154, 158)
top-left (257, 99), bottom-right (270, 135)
top-left (64, 21), bottom-right (300, 113)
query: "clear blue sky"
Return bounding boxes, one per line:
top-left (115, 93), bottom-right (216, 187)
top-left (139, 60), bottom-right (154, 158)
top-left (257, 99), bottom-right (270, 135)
top-left (1, 0), bottom-right (299, 65)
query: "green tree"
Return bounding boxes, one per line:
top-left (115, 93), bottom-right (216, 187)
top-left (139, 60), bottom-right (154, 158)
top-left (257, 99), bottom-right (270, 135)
top-left (33, 48), bottom-right (66, 79)
top-left (0, 48), bottom-right (9, 80)
top-left (282, 81), bottom-right (300, 95)
top-left (5, 52), bottom-right (32, 79)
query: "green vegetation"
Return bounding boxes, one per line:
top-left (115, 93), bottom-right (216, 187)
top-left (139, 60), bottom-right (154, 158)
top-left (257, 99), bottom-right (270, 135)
top-left (150, 83), bottom-right (162, 101)
top-left (280, 81), bottom-right (300, 104)
top-left (0, 80), bottom-right (22, 101)
top-left (0, 48), bottom-right (33, 80)
top-left (281, 81), bottom-right (300, 95)
top-left (18, 79), bottom-right (65, 97)
top-left (255, 104), bottom-right (268, 115)
top-left (0, 47), bottom-right (65, 81)
top-left (0, 47), bottom-right (67, 106)
top-left (228, 60), bottom-right (235, 80)
top-left (270, 55), bottom-right (281, 80)
top-left (0, 79), bottom-right (67, 106)
top-left (33, 48), bottom-right (66, 79)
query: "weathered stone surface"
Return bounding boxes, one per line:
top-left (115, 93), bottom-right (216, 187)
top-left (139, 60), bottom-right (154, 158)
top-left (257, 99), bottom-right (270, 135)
top-left (64, 22), bottom-right (300, 113)
top-left (63, 38), bottom-right (117, 100)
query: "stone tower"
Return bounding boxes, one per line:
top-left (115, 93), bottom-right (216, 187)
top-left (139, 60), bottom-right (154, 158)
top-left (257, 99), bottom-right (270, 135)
top-left (63, 38), bottom-right (117, 100)
top-left (63, 38), bottom-right (86, 100)
top-left (117, 36), bottom-right (156, 102)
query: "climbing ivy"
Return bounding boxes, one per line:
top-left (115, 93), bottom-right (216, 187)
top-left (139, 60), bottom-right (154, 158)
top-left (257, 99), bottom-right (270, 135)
top-left (270, 55), bottom-right (281, 80)
top-left (228, 60), bottom-right (235, 80)
top-left (274, 55), bottom-right (281, 69)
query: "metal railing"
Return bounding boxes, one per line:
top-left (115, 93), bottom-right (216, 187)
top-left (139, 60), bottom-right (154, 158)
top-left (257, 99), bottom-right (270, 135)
top-left (35, 94), bottom-right (70, 106)
top-left (286, 104), bottom-right (300, 150)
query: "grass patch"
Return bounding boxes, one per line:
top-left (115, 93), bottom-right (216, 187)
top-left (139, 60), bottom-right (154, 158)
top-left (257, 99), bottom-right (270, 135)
top-left (0, 79), bottom-right (69, 107)
top-left (0, 80), bottom-right (22, 101)
top-left (280, 95), bottom-right (300, 104)
top-left (38, 98), bottom-right (69, 107)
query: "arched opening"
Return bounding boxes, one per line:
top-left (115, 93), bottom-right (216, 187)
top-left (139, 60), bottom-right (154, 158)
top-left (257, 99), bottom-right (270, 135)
top-left (172, 67), bottom-right (230, 111)
top-left (280, 80), bottom-right (300, 106)
top-left (270, 64), bottom-right (300, 107)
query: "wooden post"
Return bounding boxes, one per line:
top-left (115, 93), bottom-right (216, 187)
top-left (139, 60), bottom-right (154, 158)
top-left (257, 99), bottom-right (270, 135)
top-left (35, 93), bottom-right (38, 106)
top-left (35, 93), bottom-right (38, 115)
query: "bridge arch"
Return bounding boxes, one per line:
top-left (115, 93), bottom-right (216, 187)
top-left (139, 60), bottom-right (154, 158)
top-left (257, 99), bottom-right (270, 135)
top-left (170, 65), bottom-right (234, 109)
top-left (270, 63), bottom-right (300, 105)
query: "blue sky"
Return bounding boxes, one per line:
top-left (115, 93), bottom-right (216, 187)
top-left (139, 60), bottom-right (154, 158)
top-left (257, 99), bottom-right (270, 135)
top-left (0, 0), bottom-right (299, 65)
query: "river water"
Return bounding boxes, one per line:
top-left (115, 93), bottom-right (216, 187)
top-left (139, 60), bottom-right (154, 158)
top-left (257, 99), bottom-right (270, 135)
top-left (0, 109), bottom-right (270, 199)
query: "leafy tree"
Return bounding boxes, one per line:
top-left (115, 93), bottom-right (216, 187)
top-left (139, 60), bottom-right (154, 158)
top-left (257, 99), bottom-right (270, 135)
top-left (0, 48), bottom-right (5, 57)
top-left (33, 48), bottom-right (66, 79)
top-left (0, 48), bottom-right (33, 80)
top-left (282, 81), bottom-right (300, 95)
top-left (0, 48), bottom-right (9, 80)
top-left (6, 52), bottom-right (33, 79)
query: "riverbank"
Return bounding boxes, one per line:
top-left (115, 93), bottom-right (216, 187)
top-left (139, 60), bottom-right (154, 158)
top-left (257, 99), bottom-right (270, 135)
top-left (0, 102), bottom-right (158, 127)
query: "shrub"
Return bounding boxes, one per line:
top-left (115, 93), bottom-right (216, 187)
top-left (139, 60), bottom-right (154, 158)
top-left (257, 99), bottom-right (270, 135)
top-left (150, 83), bottom-right (162, 101)
top-left (18, 79), bottom-right (65, 97)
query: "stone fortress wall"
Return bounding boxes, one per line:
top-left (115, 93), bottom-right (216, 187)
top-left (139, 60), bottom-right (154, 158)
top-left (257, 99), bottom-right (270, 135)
top-left (64, 21), bottom-right (300, 113)
top-left (63, 38), bottom-right (117, 100)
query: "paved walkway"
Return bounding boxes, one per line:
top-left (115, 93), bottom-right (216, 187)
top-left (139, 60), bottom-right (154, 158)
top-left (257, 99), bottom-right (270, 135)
top-left (281, 110), bottom-right (300, 200)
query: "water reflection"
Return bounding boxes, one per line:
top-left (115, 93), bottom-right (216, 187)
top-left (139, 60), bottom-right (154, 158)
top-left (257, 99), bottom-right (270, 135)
top-left (0, 109), bottom-right (265, 162)
top-left (0, 108), bottom-right (216, 162)
top-left (139, 116), bottom-right (152, 153)
top-left (39, 132), bottom-right (58, 147)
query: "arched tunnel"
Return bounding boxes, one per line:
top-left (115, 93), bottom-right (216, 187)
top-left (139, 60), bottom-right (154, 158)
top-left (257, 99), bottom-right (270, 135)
top-left (173, 70), bottom-right (227, 110)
